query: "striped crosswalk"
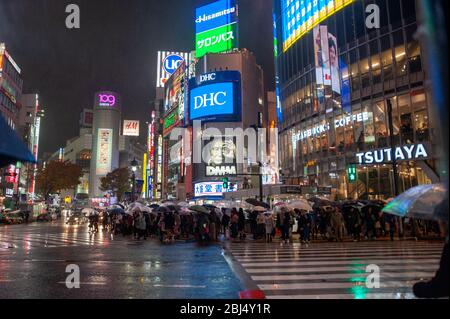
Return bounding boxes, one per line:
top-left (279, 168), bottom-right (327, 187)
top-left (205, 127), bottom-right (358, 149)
top-left (0, 229), bottom-right (114, 249)
top-left (227, 241), bottom-right (444, 299)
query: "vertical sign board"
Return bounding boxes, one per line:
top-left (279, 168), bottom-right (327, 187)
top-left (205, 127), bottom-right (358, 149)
top-left (142, 153), bottom-right (147, 198)
top-left (156, 51), bottom-right (191, 88)
top-left (96, 129), bottom-right (113, 175)
top-left (195, 0), bottom-right (238, 59)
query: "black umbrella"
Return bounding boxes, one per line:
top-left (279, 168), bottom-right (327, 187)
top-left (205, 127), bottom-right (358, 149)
top-left (203, 204), bottom-right (218, 211)
top-left (108, 208), bottom-right (125, 215)
top-left (245, 198), bottom-right (270, 209)
top-left (0, 115), bottom-right (37, 167)
top-left (189, 205), bottom-right (210, 214)
top-left (155, 206), bottom-right (169, 213)
top-left (149, 204), bottom-right (159, 209)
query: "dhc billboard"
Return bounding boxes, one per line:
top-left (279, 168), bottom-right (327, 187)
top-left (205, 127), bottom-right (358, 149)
top-left (188, 71), bottom-right (241, 123)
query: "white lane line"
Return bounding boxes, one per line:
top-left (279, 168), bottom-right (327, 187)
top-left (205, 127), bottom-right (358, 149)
top-left (229, 245), bottom-right (444, 253)
top-left (153, 284), bottom-right (207, 288)
top-left (57, 282), bottom-right (107, 286)
top-left (258, 280), bottom-right (413, 290)
top-left (245, 264), bottom-right (439, 273)
top-left (230, 248), bottom-right (444, 255)
top-left (235, 254), bottom-right (442, 262)
top-left (251, 271), bottom-right (436, 281)
top-left (266, 293), bottom-right (416, 299)
top-left (241, 258), bottom-right (440, 267)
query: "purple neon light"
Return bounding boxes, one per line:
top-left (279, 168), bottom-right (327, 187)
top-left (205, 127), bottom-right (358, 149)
top-left (98, 94), bottom-right (116, 106)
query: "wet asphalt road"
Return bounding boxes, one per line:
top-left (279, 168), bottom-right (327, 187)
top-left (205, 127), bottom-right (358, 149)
top-left (0, 221), bottom-right (243, 299)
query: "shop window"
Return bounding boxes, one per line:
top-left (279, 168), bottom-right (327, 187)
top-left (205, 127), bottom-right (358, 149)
top-left (388, 97), bottom-right (401, 143)
top-left (400, 112), bottom-right (414, 144)
top-left (363, 103), bottom-right (376, 149)
top-left (388, 0), bottom-right (402, 28)
top-left (414, 109), bottom-right (429, 142)
top-left (398, 93), bottom-right (414, 143)
top-left (401, 0), bottom-right (417, 23)
top-left (361, 72), bottom-right (370, 89)
top-left (373, 100), bottom-right (388, 147)
top-left (409, 55), bottom-right (422, 74)
top-left (344, 6), bottom-right (355, 44)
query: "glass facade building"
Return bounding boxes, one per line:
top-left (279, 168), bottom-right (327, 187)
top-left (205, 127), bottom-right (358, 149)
top-left (273, 0), bottom-right (437, 200)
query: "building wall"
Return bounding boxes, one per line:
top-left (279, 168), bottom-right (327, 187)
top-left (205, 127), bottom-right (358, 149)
top-left (89, 92), bottom-right (121, 198)
top-left (273, 0), bottom-right (435, 199)
top-left (189, 50), bottom-right (266, 199)
top-left (0, 43), bottom-right (23, 129)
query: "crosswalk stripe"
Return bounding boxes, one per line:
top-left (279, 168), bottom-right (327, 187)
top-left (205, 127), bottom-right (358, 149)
top-left (250, 271), bottom-right (435, 281)
top-left (240, 258), bottom-right (440, 267)
top-left (245, 264), bottom-right (439, 274)
top-left (257, 280), bottom-right (415, 290)
top-left (267, 293), bottom-right (417, 299)
top-left (235, 255), bottom-right (442, 262)
top-left (227, 240), bottom-right (444, 299)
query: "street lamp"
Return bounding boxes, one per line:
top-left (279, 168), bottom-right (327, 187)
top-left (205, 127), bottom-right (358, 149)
top-left (130, 158), bottom-right (138, 202)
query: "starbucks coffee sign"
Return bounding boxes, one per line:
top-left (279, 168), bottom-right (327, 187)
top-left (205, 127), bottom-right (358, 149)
top-left (356, 143), bottom-right (429, 165)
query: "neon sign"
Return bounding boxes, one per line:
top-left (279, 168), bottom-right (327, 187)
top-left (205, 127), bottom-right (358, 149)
top-left (98, 94), bottom-right (116, 107)
top-left (356, 144), bottom-right (429, 165)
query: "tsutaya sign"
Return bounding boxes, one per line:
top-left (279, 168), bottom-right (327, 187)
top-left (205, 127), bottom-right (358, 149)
top-left (356, 143), bottom-right (429, 165)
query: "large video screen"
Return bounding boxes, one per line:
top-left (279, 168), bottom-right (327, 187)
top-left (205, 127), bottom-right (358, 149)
top-left (281, 0), bottom-right (354, 52)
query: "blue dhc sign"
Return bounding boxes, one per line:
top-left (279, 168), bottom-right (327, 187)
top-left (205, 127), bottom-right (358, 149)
top-left (188, 71), bottom-right (241, 123)
top-left (190, 83), bottom-right (234, 121)
top-left (195, 0), bottom-right (237, 34)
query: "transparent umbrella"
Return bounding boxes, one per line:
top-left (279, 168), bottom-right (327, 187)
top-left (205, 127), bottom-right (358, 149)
top-left (287, 200), bottom-right (313, 211)
top-left (382, 183), bottom-right (448, 221)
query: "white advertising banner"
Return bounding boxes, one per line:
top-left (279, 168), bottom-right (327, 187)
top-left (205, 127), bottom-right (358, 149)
top-left (96, 129), bottom-right (113, 175)
top-left (123, 120), bottom-right (140, 136)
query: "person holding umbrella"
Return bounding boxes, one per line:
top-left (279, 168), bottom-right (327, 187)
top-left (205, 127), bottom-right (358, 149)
top-left (238, 208), bottom-right (246, 240)
top-left (256, 209), bottom-right (266, 240)
top-left (264, 211), bottom-right (275, 243)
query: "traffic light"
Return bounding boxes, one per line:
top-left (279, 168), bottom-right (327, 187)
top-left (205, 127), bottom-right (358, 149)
top-left (222, 177), bottom-right (228, 189)
top-left (347, 164), bottom-right (357, 183)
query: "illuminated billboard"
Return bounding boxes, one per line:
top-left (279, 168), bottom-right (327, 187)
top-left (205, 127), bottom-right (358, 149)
top-left (313, 25), bottom-right (341, 94)
top-left (164, 60), bottom-right (186, 117)
top-left (163, 108), bottom-right (180, 136)
top-left (281, 0), bottom-right (354, 52)
top-left (194, 181), bottom-right (238, 197)
top-left (204, 137), bottom-right (237, 177)
top-left (95, 91), bottom-right (120, 110)
top-left (188, 71), bottom-right (241, 123)
top-left (123, 120), bottom-right (140, 136)
top-left (96, 129), bottom-right (113, 175)
top-left (156, 51), bottom-right (191, 88)
top-left (195, 0), bottom-right (238, 58)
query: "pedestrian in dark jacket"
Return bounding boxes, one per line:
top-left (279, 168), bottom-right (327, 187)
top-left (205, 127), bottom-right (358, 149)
top-left (238, 208), bottom-right (246, 239)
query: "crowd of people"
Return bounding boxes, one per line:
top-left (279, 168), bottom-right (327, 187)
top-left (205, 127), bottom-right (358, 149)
top-left (84, 201), bottom-right (443, 244)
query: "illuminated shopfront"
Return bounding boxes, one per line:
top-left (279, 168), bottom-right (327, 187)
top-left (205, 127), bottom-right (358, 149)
top-left (274, 0), bottom-right (437, 199)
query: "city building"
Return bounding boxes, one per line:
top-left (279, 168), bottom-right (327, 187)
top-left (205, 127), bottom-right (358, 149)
top-left (0, 43), bottom-right (24, 201)
top-left (184, 49), bottom-right (268, 202)
top-left (150, 51), bottom-right (193, 200)
top-left (89, 91), bottom-right (122, 198)
top-left (0, 43), bottom-right (23, 129)
top-left (273, 0), bottom-right (439, 200)
top-left (18, 93), bottom-right (44, 199)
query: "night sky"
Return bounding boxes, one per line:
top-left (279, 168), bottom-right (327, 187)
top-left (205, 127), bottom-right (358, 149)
top-left (0, 0), bottom-right (274, 157)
